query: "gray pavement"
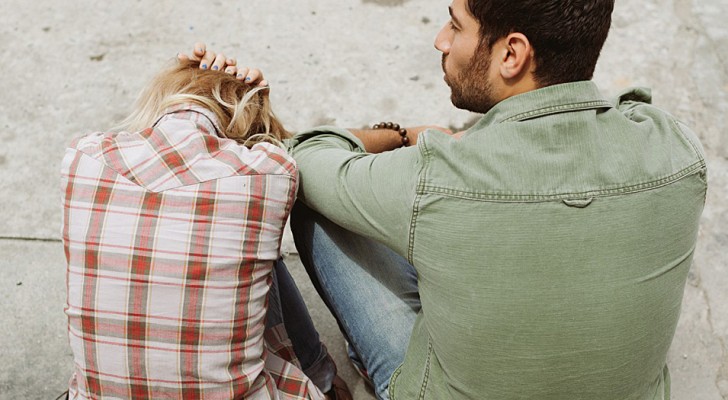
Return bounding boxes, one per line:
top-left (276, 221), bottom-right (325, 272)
top-left (1, 0), bottom-right (726, 399)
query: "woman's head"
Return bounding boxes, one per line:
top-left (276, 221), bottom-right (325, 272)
top-left (119, 59), bottom-right (289, 147)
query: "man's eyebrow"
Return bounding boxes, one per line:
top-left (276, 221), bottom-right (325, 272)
top-left (448, 6), bottom-right (461, 26)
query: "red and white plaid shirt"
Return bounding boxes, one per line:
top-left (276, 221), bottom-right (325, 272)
top-left (61, 105), bottom-right (323, 399)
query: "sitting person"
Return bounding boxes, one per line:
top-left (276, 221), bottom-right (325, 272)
top-left (189, 0), bottom-right (708, 397)
top-left (60, 59), bottom-right (350, 399)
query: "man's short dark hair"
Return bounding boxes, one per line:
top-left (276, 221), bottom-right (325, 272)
top-left (467, 0), bottom-right (615, 86)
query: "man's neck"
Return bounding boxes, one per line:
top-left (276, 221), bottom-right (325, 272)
top-left (499, 75), bottom-right (541, 102)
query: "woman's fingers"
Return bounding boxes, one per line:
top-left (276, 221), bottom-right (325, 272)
top-left (199, 50), bottom-right (216, 70)
top-left (193, 43), bottom-right (206, 60)
top-left (236, 67), bottom-right (250, 81)
top-left (178, 43), bottom-right (266, 86)
top-left (211, 53), bottom-right (227, 71)
top-left (225, 65), bottom-right (238, 75)
top-left (244, 69), bottom-right (263, 85)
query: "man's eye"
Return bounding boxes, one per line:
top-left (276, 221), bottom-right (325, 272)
top-left (449, 21), bottom-right (458, 30)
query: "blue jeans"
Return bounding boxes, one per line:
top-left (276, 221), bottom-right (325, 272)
top-left (267, 258), bottom-right (337, 392)
top-left (291, 202), bottom-right (421, 400)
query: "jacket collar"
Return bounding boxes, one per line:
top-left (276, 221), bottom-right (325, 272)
top-left (470, 81), bottom-right (612, 131)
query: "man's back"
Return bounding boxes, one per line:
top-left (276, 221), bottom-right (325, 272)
top-left (392, 82), bottom-right (706, 399)
top-left (291, 82), bottom-right (707, 399)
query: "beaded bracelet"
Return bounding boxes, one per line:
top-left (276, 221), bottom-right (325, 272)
top-left (372, 121), bottom-right (409, 147)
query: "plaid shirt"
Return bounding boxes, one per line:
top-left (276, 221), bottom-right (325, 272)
top-left (61, 105), bottom-right (323, 399)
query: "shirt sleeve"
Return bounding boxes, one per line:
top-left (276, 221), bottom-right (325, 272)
top-left (289, 126), bottom-right (423, 259)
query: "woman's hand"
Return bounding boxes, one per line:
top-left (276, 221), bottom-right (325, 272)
top-left (178, 42), bottom-right (268, 87)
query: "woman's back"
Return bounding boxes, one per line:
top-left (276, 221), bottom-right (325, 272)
top-left (61, 65), bottom-right (321, 399)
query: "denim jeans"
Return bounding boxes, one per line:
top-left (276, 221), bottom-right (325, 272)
top-left (267, 258), bottom-right (338, 393)
top-left (291, 202), bottom-right (421, 400)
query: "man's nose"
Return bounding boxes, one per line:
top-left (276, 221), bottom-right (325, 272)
top-left (434, 24), bottom-right (451, 53)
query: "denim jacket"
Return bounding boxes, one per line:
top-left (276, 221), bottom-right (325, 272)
top-left (290, 81), bottom-right (707, 399)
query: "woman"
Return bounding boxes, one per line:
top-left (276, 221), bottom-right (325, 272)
top-left (60, 58), bottom-right (350, 399)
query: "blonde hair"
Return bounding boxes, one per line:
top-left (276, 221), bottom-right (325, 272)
top-left (117, 59), bottom-right (290, 147)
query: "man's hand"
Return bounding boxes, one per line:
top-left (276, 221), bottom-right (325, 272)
top-left (350, 125), bottom-right (454, 154)
top-left (178, 42), bottom-right (268, 87)
top-left (405, 125), bottom-right (454, 147)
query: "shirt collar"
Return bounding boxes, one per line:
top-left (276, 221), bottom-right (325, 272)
top-left (156, 103), bottom-right (225, 137)
top-left (470, 81), bottom-right (613, 130)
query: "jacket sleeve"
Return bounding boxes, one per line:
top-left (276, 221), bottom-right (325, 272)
top-left (289, 126), bottom-right (423, 259)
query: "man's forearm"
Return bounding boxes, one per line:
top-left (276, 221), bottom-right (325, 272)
top-left (349, 125), bottom-right (454, 153)
top-left (348, 128), bottom-right (405, 154)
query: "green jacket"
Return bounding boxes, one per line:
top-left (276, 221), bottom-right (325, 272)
top-left (290, 81), bottom-right (707, 399)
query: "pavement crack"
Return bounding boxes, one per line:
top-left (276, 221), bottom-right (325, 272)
top-left (0, 236), bottom-right (62, 243)
top-left (697, 275), bottom-right (728, 398)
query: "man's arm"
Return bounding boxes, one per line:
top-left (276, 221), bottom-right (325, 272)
top-left (290, 127), bottom-right (432, 258)
top-left (349, 124), bottom-right (451, 154)
top-left (349, 128), bottom-right (403, 154)
top-left (178, 45), bottom-right (449, 255)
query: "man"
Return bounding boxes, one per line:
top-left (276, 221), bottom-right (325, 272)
top-left (196, 0), bottom-right (707, 398)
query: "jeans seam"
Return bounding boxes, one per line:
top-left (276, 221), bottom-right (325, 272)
top-left (315, 260), bottom-right (373, 391)
top-left (293, 216), bottom-right (362, 378)
top-left (314, 256), bottom-right (362, 366)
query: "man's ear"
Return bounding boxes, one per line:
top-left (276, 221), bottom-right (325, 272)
top-left (498, 33), bottom-right (533, 80)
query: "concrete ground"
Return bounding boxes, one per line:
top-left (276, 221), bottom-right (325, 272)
top-left (0, 0), bottom-right (726, 399)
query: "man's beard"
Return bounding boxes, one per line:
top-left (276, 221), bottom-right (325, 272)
top-left (443, 43), bottom-right (497, 114)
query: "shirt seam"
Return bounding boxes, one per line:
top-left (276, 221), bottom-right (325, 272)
top-left (417, 337), bottom-right (434, 400)
top-left (387, 364), bottom-right (403, 400)
top-left (74, 141), bottom-right (296, 178)
top-left (420, 160), bottom-right (705, 202)
top-left (670, 117), bottom-right (705, 164)
top-left (408, 140), bottom-right (431, 264)
top-left (72, 148), bottom-right (296, 192)
top-left (501, 100), bottom-right (612, 123)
